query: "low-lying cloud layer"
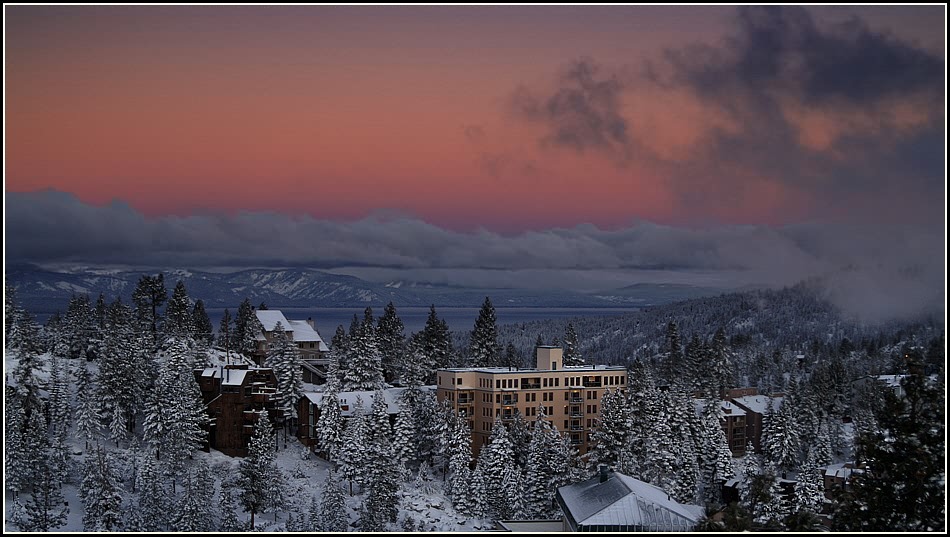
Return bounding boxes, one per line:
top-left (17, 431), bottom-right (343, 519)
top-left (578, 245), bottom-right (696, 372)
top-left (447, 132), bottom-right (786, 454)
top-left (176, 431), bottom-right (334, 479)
top-left (6, 190), bottom-right (944, 323)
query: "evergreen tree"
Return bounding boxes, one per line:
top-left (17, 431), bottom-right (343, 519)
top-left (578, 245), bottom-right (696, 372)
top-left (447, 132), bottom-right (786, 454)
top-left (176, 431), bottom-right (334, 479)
top-left (326, 325), bottom-right (347, 391)
top-left (217, 484), bottom-right (241, 531)
top-left (80, 447), bottom-right (124, 531)
top-left (338, 397), bottom-right (369, 493)
top-left (834, 371), bottom-right (945, 531)
top-left (191, 299), bottom-right (214, 344)
top-left (710, 327), bottom-right (734, 395)
top-left (591, 388), bottom-right (631, 471)
top-left (74, 361), bottom-right (104, 449)
top-left (237, 412), bottom-right (285, 527)
top-left (377, 302), bottom-right (406, 383)
top-left (763, 398), bottom-right (800, 477)
top-left (562, 322), bottom-right (584, 365)
top-left (20, 460), bottom-right (69, 532)
top-left (266, 321), bottom-right (303, 419)
top-left (474, 419), bottom-right (517, 520)
top-left (217, 308), bottom-right (234, 356)
top-left (63, 293), bottom-right (96, 359)
top-left (504, 342), bottom-right (522, 369)
top-left (172, 460), bottom-right (215, 532)
top-left (126, 450), bottom-right (168, 532)
top-left (319, 471), bottom-right (348, 532)
top-left (317, 386), bottom-right (344, 463)
top-left (470, 297), bottom-right (499, 367)
top-left (234, 298), bottom-right (262, 356)
top-left (446, 409), bottom-right (474, 515)
top-left (421, 305), bottom-right (453, 374)
top-left (343, 315), bottom-right (385, 391)
top-left (664, 320), bottom-right (684, 387)
top-left (6, 347), bottom-right (47, 494)
top-left (163, 280), bottom-right (194, 339)
top-left (132, 273), bottom-right (167, 345)
top-left (793, 449), bottom-right (825, 515)
top-left (392, 399), bottom-right (417, 475)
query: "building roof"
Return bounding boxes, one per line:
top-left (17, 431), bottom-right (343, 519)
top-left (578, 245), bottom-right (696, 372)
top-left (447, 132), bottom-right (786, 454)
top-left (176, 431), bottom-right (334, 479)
top-left (693, 399), bottom-right (747, 418)
top-left (440, 364), bottom-right (626, 375)
top-left (303, 386), bottom-right (435, 417)
top-left (198, 366), bottom-right (262, 386)
top-left (287, 320), bottom-right (330, 351)
top-left (256, 310), bottom-right (291, 332)
top-left (557, 472), bottom-right (703, 531)
top-left (732, 394), bottom-right (783, 415)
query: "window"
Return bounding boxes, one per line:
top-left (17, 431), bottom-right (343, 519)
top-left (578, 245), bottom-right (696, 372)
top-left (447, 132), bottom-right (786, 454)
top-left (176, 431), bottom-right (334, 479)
top-left (543, 378), bottom-right (548, 387)
top-left (456, 377), bottom-right (462, 385)
top-left (555, 378), bottom-right (560, 387)
top-left (496, 380), bottom-right (501, 389)
top-left (564, 392), bottom-right (569, 401)
top-left (552, 361), bottom-right (557, 370)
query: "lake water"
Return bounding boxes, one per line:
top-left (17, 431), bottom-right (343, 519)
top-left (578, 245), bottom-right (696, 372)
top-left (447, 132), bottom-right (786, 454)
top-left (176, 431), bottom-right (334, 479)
top-left (206, 307), bottom-right (638, 336)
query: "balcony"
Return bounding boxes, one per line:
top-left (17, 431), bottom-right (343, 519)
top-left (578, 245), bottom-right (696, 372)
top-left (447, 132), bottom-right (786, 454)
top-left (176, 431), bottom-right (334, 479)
top-left (569, 396), bottom-right (584, 403)
top-left (501, 397), bottom-right (519, 406)
top-left (501, 413), bottom-right (516, 421)
top-left (570, 438), bottom-right (583, 445)
top-left (583, 381), bottom-right (602, 388)
top-left (569, 423), bottom-right (583, 431)
top-left (569, 411), bottom-right (584, 418)
top-left (457, 396), bottom-right (474, 404)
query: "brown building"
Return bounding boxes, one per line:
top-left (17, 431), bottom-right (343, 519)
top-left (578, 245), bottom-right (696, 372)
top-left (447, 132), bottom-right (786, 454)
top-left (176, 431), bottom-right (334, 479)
top-left (731, 392), bottom-right (784, 454)
top-left (697, 398), bottom-right (750, 456)
top-left (195, 364), bottom-right (283, 457)
top-left (436, 347), bottom-right (627, 455)
top-left (253, 310), bottom-right (330, 383)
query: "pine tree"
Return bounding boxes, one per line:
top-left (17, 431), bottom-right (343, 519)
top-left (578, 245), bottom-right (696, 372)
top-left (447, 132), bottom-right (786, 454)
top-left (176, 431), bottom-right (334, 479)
top-left (343, 315), bottom-right (385, 391)
top-left (5, 348), bottom-right (47, 494)
top-left (664, 320), bottom-right (684, 387)
top-left (338, 397), bottom-right (370, 493)
top-left (446, 409), bottom-right (474, 515)
top-left (20, 460), bottom-right (69, 532)
top-left (326, 325), bottom-right (347, 391)
top-left (63, 293), bottom-right (96, 359)
top-left (317, 386), bottom-right (344, 463)
top-left (521, 407), bottom-right (562, 518)
top-left (319, 470), bottom-right (348, 532)
top-left (377, 302), bottom-right (406, 383)
top-left (144, 338), bottom-right (208, 472)
top-left (234, 298), bottom-right (262, 356)
top-left (238, 412), bottom-right (285, 527)
top-left (217, 308), bottom-right (234, 356)
top-left (266, 321), bottom-right (303, 419)
top-left (392, 398), bottom-right (417, 475)
top-left (217, 484), bottom-right (242, 531)
top-left (126, 450), bottom-right (168, 531)
top-left (562, 322), bottom-right (584, 365)
top-left (834, 371), bottom-right (945, 531)
top-left (590, 388), bottom-right (630, 471)
top-left (163, 280), bottom-right (194, 339)
top-left (793, 449), bottom-right (825, 515)
top-left (80, 447), bottom-right (124, 531)
top-left (474, 419), bottom-right (517, 520)
top-left (191, 299), bottom-right (214, 344)
top-left (172, 460), bottom-right (215, 532)
top-left (421, 305), bottom-right (453, 374)
top-left (470, 297), bottom-right (499, 367)
top-left (763, 398), bottom-right (800, 478)
top-left (132, 273), bottom-right (167, 345)
top-left (710, 327), bottom-right (734, 395)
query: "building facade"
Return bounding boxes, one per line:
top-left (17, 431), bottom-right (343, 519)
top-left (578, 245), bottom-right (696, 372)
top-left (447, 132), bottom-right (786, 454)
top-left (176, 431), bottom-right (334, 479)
top-left (436, 347), bottom-right (627, 455)
top-left (195, 364), bottom-right (283, 457)
top-left (253, 310), bottom-right (330, 383)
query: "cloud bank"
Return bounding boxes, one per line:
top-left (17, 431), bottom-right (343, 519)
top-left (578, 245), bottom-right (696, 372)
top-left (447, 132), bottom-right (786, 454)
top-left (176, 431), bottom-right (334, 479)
top-left (6, 189), bottom-right (944, 323)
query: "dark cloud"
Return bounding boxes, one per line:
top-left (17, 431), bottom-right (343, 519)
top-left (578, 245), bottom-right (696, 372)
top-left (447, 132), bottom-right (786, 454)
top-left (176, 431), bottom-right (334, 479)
top-left (6, 190), bottom-right (944, 322)
top-left (510, 58), bottom-right (632, 161)
top-left (666, 6), bottom-right (944, 106)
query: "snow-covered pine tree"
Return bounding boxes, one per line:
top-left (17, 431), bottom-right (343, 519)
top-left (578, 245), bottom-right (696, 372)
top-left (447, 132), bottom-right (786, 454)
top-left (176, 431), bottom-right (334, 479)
top-left (377, 302), bottom-right (406, 383)
top-left (362, 431), bottom-right (400, 531)
top-left (521, 407), bottom-right (559, 519)
top-left (237, 412), bottom-right (285, 527)
top-left (793, 448), bottom-right (825, 515)
top-left (126, 449), bottom-right (169, 532)
top-left (217, 483), bottom-right (242, 531)
top-left (143, 338), bottom-right (208, 474)
top-left (338, 397), bottom-right (369, 493)
top-left (80, 447), bottom-right (124, 531)
top-left (710, 327), bottom-right (734, 396)
top-left (172, 460), bottom-right (215, 532)
top-left (20, 459), bottom-right (69, 532)
top-left (266, 321), bottom-right (303, 419)
top-left (64, 293), bottom-right (96, 360)
top-left (318, 470), bottom-right (348, 532)
top-left (664, 320), bottom-right (684, 388)
top-left (217, 308), bottom-right (234, 356)
top-left (191, 299), bottom-right (214, 345)
top-left (445, 408), bottom-right (473, 514)
top-left (162, 280), bottom-right (194, 340)
top-left (317, 386), bottom-right (344, 463)
top-left (232, 298), bottom-right (256, 356)
top-left (70, 361), bottom-right (100, 452)
top-left (132, 273), bottom-right (167, 346)
top-left (326, 325), bottom-right (347, 391)
top-left (343, 316), bottom-right (385, 391)
top-left (590, 388), bottom-right (630, 471)
top-left (474, 418), bottom-right (517, 521)
top-left (392, 398), bottom-right (416, 475)
top-left (5, 346), bottom-right (47, 494)
top-left (562, 322), bottom-right (584, 366)
top-left (421, 305), bottom-right (453, 374)
top-left (469, 297), bottom-right (499, 367)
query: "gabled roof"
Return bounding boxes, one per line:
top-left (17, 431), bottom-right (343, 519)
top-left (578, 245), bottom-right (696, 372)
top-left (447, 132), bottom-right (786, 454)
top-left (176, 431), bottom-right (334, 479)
top-left (303, 386), bottom-right (435, 417)
top-left (256, 310), bottom-right (291, 332)
top-left (732, 394), bottom-right (783, 415)
top-left (557, 472), bottom-right (703, 531)
top-left (287, 320), bottom-right (330, 351)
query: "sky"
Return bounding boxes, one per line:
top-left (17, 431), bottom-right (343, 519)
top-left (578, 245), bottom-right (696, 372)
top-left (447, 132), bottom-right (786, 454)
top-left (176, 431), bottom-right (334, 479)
top-left (4, 5), bottom-right (947, 320)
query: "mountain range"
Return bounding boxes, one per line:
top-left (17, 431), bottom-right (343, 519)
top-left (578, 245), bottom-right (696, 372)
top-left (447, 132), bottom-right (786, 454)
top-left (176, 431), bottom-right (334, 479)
top-left (5, 264), bottom-right (725, 314)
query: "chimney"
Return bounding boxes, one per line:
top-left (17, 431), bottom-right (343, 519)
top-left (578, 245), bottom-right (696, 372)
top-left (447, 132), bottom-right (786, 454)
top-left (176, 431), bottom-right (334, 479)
top-left (599, 465), bottom-right (609, 483)
top-left (307, 317), bottom-right (314, 329)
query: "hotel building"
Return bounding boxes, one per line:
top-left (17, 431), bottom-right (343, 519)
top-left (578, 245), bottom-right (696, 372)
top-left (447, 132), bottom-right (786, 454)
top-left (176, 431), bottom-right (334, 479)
top-left (436, 346), bottom-right (627, 454)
